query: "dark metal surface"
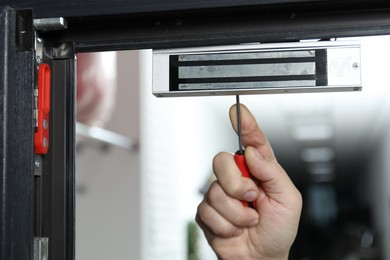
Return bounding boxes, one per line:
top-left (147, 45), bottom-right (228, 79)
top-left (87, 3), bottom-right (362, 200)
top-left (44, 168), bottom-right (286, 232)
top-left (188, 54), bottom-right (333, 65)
top-left (38, 1), bottom-right (390, 52)
top-left (0, 6), bottom-right (35, 260)
top-left (1, 1), bottom-right (389, 52)
top-left (15, 9), bottom-right (33, 51)
top-left (40, 51), bottom-right (76, 260)
top-left (0, 0), bottom-right (357, 19)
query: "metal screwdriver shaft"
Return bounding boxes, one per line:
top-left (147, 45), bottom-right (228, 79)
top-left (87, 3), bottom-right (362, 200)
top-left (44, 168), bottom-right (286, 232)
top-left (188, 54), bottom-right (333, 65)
top-left (234, 95), bottom-right (256, 208)
top-left (236, 95), bottom-right (244, 154)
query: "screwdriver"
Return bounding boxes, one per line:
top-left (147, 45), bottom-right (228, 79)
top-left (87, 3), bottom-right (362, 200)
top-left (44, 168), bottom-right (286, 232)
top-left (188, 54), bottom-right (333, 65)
top-left (234, 95), bottom-right (256, 208)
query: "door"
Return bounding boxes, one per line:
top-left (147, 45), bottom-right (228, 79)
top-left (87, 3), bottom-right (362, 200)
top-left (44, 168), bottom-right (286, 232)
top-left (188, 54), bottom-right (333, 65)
top-left (0, 7), bottom-right (76, 260)
top-left (0, 6), bottom-right (35, 260)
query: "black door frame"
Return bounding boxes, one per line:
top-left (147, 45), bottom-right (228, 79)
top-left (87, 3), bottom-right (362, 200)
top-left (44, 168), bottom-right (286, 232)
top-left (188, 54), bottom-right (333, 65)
top-left (0, 7), bottom-right (35, 260)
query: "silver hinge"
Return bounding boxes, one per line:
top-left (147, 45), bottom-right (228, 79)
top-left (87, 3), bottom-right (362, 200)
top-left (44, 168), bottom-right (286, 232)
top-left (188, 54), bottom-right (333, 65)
top-left (33, 18), bottom-right (66, 129)
top-left (33, 18), bottom-right (66, 130)
top-left (34, 237), bottom-right (49, 260)
top-left (34, 155), bottom-right (43, 176)
top-left (33, 35), bottom-right (42, 130)
top-left (33, 17), bottom-right (67, 32)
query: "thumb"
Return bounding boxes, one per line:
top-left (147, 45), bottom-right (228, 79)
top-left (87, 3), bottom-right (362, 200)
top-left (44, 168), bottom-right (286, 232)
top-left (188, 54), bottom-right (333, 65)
top-left (229, 104), bottom-right (276, 161)
top-left (245, 146), bottom-right (300, 206)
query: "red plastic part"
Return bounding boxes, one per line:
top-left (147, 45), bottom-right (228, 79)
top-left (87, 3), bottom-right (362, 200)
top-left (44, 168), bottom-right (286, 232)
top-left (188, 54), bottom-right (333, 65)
top-left (34, 63), bottom-right (51, 154)
top-left (234, 152), bottom-right (257, 208)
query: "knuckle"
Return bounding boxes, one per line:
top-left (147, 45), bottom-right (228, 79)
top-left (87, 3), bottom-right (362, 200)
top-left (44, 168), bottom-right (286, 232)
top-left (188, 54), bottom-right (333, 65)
top-left (196, 201), bottom-right (211, 224)
top-left (225, 180), bottom-right (242, 197)
top-left (195, 204), bottom-right (203, 224)
top-left (268, 158), bottom-right (281, 170)
top-left (212, 152), bottom-right (228, 171)
top-left (213, 221), bottom-right (235, 237)
top-left (292, 188), bottom-right (303, 209)
top-left (232, 210), bottom-right (248, 225)
top-left (196, 203), bottom-right (233, 237)
top-left (206, 182), bottom-right (223, 205)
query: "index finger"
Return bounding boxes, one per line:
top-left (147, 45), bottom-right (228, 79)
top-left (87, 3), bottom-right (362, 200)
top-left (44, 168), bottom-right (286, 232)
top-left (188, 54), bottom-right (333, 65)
top-left (212, 152), bottom-right (259, 201)
top-left (229, 104), bottom-right (276, 162)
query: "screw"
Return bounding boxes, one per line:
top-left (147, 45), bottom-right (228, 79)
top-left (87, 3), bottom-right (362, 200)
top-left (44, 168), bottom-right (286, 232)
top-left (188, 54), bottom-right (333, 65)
top-left (352, 62), bottom-right (360, 69)
top-left (35, 159), bottom-right (40, 168)
top-left (43, 137), bottom-right (48, 148)
top-left (43, 118), bottom-right (48, 129)
top-left (36, 56), bottom-right (42, 64)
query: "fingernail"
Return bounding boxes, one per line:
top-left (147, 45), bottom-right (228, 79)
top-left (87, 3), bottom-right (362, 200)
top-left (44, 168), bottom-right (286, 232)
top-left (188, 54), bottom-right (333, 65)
top-left (243, 191), bottom-right (256, 201)
top-left (249, 218), bottom-right (259, 227)
top-left (233, 228), bottom-right (243, 237)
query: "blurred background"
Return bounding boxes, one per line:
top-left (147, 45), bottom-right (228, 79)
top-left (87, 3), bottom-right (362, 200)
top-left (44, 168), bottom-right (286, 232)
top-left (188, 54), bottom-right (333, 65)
top-left (75, 35), bottom-right (390, 260)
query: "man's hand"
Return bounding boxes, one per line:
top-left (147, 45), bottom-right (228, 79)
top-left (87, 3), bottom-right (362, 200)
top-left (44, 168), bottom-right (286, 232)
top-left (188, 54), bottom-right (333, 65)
top-left (196, 104), bottom-right (302, 260)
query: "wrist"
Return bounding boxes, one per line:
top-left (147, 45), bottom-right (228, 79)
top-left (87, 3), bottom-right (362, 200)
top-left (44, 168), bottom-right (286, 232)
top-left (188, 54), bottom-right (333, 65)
top-left (259, 252), bottom-right (289, 260)
top-left (261, 257), bottom-right (288, 260)
top-left (253, 250), bottom-right (289, 260)
top-left (217, 257), bottom-right (288, 260)
top-left (256, 254), bottom-right (288, 260)
top-left (217, 253), bottom-right (289, 260)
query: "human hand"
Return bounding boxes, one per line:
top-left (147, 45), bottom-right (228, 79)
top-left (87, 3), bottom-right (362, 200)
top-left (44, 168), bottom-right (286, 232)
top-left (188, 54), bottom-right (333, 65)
top-left (76, 52), bottom-right (116, 126)
top-left (196, 104), bottom-right (302, 260)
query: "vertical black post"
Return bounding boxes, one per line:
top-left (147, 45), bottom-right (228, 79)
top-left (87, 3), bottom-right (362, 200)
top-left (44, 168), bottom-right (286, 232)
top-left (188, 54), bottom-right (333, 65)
top-left (0, 6), bottom-right (35, 260)
top-left (40, 43), bottom-right (76, 260)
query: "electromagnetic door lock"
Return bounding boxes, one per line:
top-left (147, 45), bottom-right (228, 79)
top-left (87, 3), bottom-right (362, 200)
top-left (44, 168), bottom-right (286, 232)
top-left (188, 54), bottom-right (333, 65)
top-left (152, 40), bottom-right (361, 97)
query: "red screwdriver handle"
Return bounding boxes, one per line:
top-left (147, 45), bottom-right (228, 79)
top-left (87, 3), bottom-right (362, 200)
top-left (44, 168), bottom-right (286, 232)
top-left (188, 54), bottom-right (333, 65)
top-left (234, 151), bottom-right (256, 208)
